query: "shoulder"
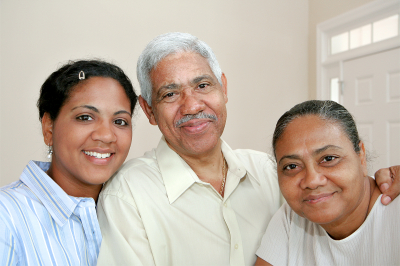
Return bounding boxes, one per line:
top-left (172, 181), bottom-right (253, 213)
top-left (0, 181), bottom-right (29, 208)
top-left (233, 149), bottom-right (276, 172)
top-left (101, 150), bottom-right (160, 196)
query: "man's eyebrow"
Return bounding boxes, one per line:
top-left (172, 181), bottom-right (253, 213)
top-left (191, 75), bottom-right (214, 85)
top-left (72, 105), bottom-right (99, 113)
top-left (155, 83), bottom-right (180, 98)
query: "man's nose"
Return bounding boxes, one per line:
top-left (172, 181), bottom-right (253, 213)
top-left (180, 90), bottom-right (205, 115)
top-left (91, 121), bottom-right (117, 143)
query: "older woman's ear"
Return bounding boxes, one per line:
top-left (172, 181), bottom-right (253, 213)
top-left (358, 141), bottom-right (368, 177)
top-left (41, 112), bottom-right (53, 146)
top-left (375, 165), bottom-right (400, 205)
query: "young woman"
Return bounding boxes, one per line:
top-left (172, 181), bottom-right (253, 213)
top-left (256, 100), bottom-right (399, 265)
top-left (0, 60), bottom-right (138, 265)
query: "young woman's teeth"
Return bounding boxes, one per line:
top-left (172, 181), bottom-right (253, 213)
top-left (84, 151), bottom-right (111, 159)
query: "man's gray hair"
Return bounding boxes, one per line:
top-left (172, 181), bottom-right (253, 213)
top-left (137, 32), bottom-right (223, 106)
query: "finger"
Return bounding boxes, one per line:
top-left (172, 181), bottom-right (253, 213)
top-left (375, 168), bottom-right (393, 191)
top-left (381, 166), bottom-right (400, 205)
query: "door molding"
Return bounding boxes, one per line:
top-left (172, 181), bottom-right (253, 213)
top-left (316, 0), bottom-right (400, 100)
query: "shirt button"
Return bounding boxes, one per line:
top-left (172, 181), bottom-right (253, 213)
top-left (235, 244), bottom-right (239, 249)
top-left (224, 203), bottom-right (227, 207)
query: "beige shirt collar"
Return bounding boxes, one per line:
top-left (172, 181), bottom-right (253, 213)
top-left (155, 137), bottom-right (259, 204)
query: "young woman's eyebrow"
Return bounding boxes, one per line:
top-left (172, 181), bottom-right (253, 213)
top-left (72, 105), bottom-right (99, 113)
top-left (114, 110), bottom-right (132, 116)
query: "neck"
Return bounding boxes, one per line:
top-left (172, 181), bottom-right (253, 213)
top-left (323, 176), bottom-right (380, 240)
top-left (47, 165), bottom-right (102, 202)
top-left (172, 139), bottom-right (227, 195)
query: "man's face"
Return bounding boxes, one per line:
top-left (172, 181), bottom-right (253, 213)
top-left (140, 51), bottom-right (228, 158)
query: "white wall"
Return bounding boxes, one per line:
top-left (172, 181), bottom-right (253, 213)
top-left (0, 0), bottom-right (309, 186)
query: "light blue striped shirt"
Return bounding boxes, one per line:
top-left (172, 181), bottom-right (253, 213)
top-left (0, 160), bottom-right (102, 266)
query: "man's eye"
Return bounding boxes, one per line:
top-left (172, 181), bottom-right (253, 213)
top-left (114, 119), bottom-right (128, 126)
top-left (76, 115), bottom-right (93, 121)
top-left (199, 83), bottom-right (208, 89)
top-left (163, 92), bottom-right (175, 98)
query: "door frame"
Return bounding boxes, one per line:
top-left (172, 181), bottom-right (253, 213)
top-left (316, 0), bottom-right (400, 101)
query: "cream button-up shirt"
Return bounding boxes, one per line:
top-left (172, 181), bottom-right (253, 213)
top-left (97, 138), bottom-right (283, 266)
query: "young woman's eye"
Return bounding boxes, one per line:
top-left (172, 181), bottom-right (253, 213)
top-left (76, 115), bottom-right (93, 121)
top-left (114, 119), bottom-right (128, 126)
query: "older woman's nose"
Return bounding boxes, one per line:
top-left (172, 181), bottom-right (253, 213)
top-left (300, 166), bottom-right (326, 190)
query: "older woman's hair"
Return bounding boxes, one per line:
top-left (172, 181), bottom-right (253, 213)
top-left (272, 100), bottom-right (361, 157)
top-left (37, 59), bottom-right (138, 121)
top-left (137, 32), bottom-right (222, 106)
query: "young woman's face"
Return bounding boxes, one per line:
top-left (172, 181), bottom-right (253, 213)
top-left (275, 115), bottom-right (368, 226)
top-left (46, 77), bottom-right (132, 196)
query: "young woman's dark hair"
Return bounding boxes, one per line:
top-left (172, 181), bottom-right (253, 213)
top-left (37, 59), bottom-right (138, 121)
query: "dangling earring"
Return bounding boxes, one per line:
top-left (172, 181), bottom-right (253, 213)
top-left (47, 145), bottom-right (53, 159)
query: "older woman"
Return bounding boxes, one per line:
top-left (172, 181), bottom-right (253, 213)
top-left (0, 60), bottom-right (137, 265)
top-left (256, 100), bottom-right (399, 265)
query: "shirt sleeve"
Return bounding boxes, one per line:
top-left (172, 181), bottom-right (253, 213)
top-left (0, 215), bottom-right (18, 266)
top-left (96, 181), bottom-right (156, 266)
top-left (256, 203), bottom-right (292, 266)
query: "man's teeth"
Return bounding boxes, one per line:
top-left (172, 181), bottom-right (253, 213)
top-left (84, 151), bottom-right (111, 159)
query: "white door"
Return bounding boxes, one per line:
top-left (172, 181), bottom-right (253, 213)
top-left (343, 47), bottom-right (400, 175)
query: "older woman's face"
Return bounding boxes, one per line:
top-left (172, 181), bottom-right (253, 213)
top-left (275, 115), bottom-right (368, 226)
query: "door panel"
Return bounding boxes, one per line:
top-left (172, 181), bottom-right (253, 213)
top-left (343, 48), bottom-right (400, 174)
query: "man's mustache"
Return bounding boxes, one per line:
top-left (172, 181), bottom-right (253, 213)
top-left (176, 112), bottom-right (217, 127)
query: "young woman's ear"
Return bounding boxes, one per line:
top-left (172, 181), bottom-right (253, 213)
top-left (41, 113), bottom-right (54, 146)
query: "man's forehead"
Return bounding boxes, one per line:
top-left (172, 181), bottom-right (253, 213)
top-left (150, 52), bottom-right (215, 86)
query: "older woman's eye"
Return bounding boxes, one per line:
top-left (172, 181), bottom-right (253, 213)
top-left (322, 156), bottom-right (337, 163)
top-left (77, 115), bottom-right (93, 121)
top-left (283, 164), bottom-right (297, 171)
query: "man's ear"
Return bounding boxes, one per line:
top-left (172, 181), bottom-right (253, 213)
top-left (221, 73), bottom-right (228, 103)
top-left (139, 96), bottom-right (157, 125)
top-left (359, 141), bottom-right (368, 176)
top-left (42, 113), bottom-right (53, 146)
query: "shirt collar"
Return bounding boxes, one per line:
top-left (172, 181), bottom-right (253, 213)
top-left (20, 160), bottom-right (79, 227)
top-left (155, 137), bottom-right (253, 204)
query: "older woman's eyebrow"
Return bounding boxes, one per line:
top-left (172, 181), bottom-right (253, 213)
top-left (313, 145), bottom-right (342, 156)
top-left (278, 154), bottom-right (301, 165)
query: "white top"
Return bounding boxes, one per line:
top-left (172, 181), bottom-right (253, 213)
top-left (256, 194), bottom-right (400, 266)
top-left (97, 137), bottom-right (283, 266)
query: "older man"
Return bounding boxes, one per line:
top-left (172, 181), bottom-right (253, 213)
top-left (97, 33), bottom-right (398, 266)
